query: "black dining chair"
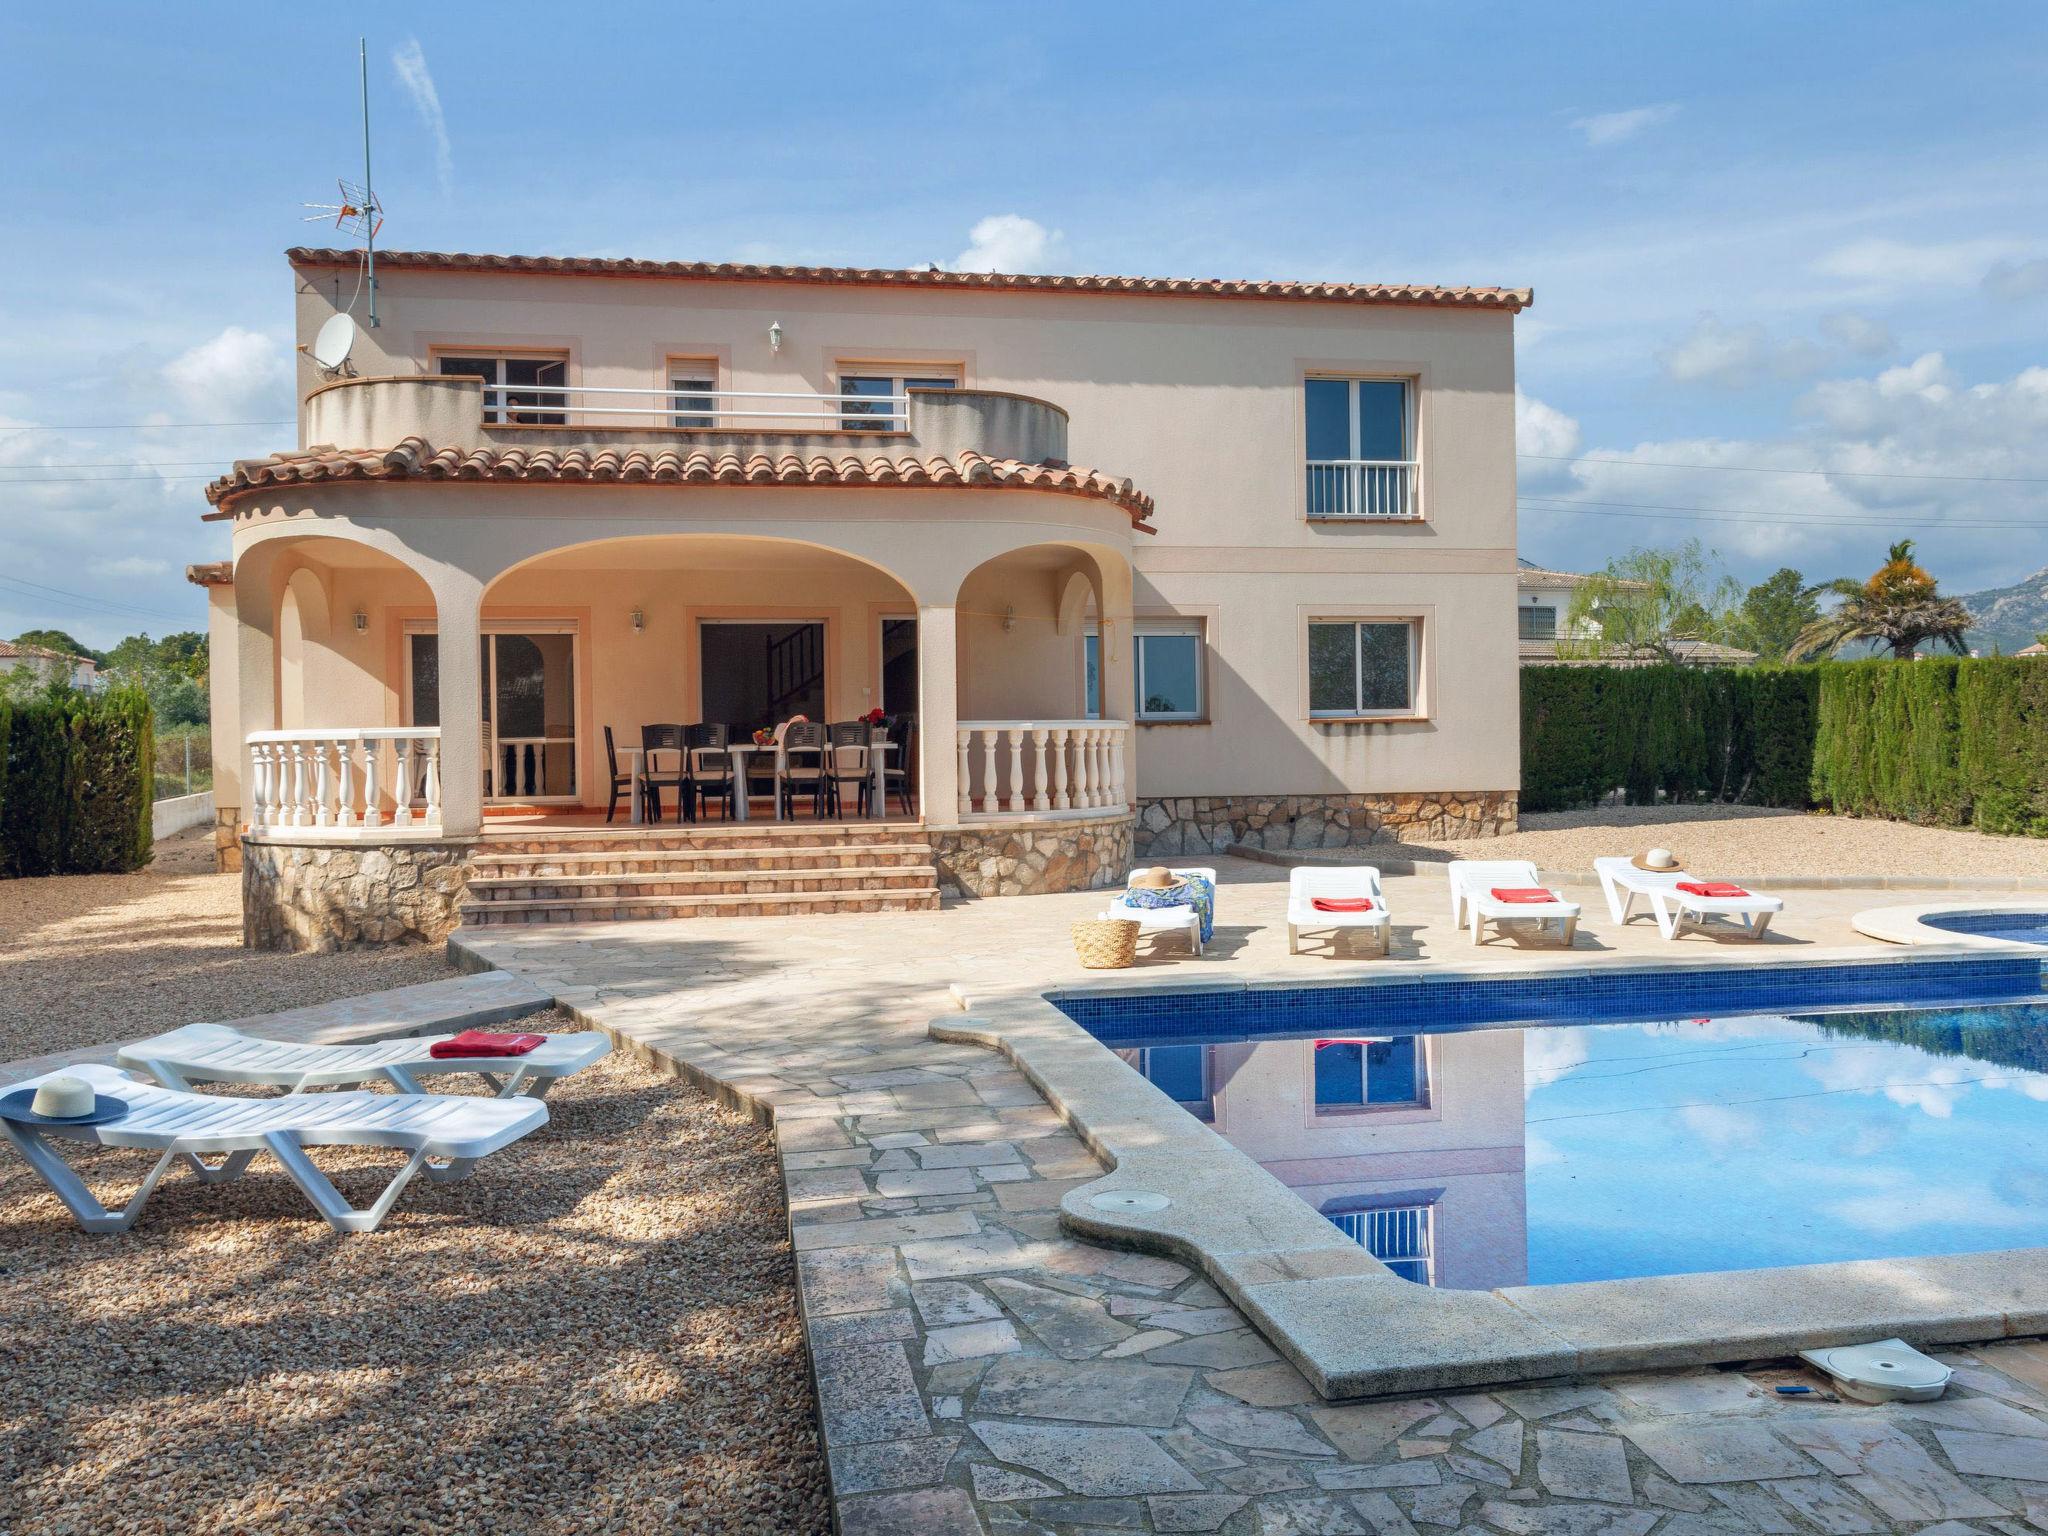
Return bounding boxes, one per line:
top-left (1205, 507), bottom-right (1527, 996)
top-left (602, 726), bottom-right (636, 823)
top-left (880, 714), bottom-right (916, 816)
top-left (685, 722), bottom-right (734, 821)
top-left (824, 721), bottom-right (873, 818)
top-left (779, 721), bottom-right (831, 819)
top-left (640, 724), bottom-right (688, 823)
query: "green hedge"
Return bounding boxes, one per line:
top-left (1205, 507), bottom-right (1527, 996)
top-left (0, 686), bottom-right (155, 878)
top-left (1524, 657), bottom-right (2047, 837)
top-left (1520, 665), bottom-right (1819, 813)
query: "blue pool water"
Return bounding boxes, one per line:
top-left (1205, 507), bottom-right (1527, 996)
top-left (1922, 910), bottom-right (2048, 946)
top-left (1061, 959), bottom-right (2048, 1288)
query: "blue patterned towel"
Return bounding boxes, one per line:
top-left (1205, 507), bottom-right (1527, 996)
top-left (1123, 876), bottom-right (1215, 943)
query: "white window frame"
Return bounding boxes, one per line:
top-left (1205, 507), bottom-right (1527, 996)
top-left (1133, 619), bottom-right (1205, 723)
top-left (1518, 604), bottom-right (1558, 641)
top-left (666, 356), bottom-right (719, 429)
top-left (1304, 375), bottom-right (1419, 519)
top-left (834, 363), bottom-right (962, 431)
top-left (1328, 1202), bottom-right (1436, 1285)
top-left (403, 619), bottom-right (583, 804)
top-left (432, 351), bottom-right (571, 425)
top-left (1308, 618), bottom-right (1419, 720)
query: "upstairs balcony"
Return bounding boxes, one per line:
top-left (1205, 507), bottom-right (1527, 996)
top-left (300, 373), bottom-right (1071, 467)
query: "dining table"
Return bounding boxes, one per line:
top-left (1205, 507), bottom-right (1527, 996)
top-left (622, 738), bottom-right (894, 824)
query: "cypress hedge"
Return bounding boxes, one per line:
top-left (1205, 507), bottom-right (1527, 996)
top-left (0, 685), bottom-right (156, 878)
top-left (1524, 657), bottom-right (2046, 837)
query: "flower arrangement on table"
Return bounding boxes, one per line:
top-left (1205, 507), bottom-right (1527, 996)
top-left (861, 707), bottom-right (887, 726)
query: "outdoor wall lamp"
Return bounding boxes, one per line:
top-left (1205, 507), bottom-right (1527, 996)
top-left (1002, 605), bottom-right (1016, 633)
top-left (768, 321), bottom-right (783, 353)
top-left (352, 608), bottom-right (368, 633)
top-left (630, 608), bottom-right (646, 634)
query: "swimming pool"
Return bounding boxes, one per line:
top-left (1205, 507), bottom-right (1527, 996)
top-left (1921, 909), bottom-right (2048, 946)
top-left (1059, 957), bottom-right (2048, 1290)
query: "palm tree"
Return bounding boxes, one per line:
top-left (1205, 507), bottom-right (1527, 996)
top-left (1788, 539), bottom-right (1973, 660)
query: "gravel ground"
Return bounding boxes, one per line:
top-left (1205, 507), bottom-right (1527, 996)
top-left (1401, 802), bottom-right (2048, 878)
top-left (0, 1012), bottom-right (829, 1535)
top-left (0, 829), bottom-right (453, 1067)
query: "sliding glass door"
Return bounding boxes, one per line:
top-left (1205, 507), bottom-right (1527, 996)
top-left (406, 626), bottom-right (579, 803)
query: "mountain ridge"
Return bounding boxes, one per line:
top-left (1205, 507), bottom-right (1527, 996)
top-left (1959, 564), bottom-right (2048, 655)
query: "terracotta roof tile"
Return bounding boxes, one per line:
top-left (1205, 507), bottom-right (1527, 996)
top-left (288, 248), bottom-right (1532, 313)
top-left (204, 437), bottom-right (1156, 526)
top-left (186, 560), bottom-right (234, 586)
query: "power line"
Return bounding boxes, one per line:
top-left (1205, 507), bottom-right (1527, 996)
top-left (1519, 496), bottom-right (2048, 532)
top-left (0, 459), bottom-right (241, 470)
top-left (1519, 452), bottom-right (2048, 486)
top-left (0, 473), bottom-right (221, 486)
top-left (0, 575), bottom-right (192, 626)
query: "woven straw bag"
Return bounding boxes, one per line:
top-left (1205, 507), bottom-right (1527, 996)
top-left (1071, 917), bottom-right (1140, 969)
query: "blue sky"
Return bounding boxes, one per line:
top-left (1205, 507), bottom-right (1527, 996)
top-left (5, 2), bottom-right (2048, 648)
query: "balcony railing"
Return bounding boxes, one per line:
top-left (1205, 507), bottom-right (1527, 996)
top-left (481, 383), bottom-right (909, 432)
top-left (248, 729), bottom-right (442, 834)
top-left (956, 720), bottom-right (1128, 820)
top-left (1306, 459), bottom-right (1419, 518)
top-left (1331, 1204), bottom-right (1436, 1285)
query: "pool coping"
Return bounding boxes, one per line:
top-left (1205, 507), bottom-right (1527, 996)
top-left (936, 941), bottom-right (2048, 1400)
top-left (1854, 898), bottom-right (2048, 948)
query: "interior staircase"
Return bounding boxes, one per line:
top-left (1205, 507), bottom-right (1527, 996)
top-left (458, 822), bottom-right (941, 927)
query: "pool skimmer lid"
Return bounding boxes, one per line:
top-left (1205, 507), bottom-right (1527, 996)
top-left (1089, 1189), bottom-right (1171, 1214)
top-left (1798, 1338), bottom-right (1952, 1403)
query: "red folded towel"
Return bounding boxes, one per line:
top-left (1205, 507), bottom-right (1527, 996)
top-left (1677, 881), bottom-right (1750, 898)
top-left (1490, 887), bottom-right (1556, 904)
top-left (429, 1030), bottom-right (546, 1059)
top-left (1311, 896), bottom-right (1375, 913)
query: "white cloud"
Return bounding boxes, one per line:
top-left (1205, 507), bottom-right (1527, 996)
top-left (1811, 236), bottom-right (2022, 292)
top-left (392, 39), bottom-right (453, 193)
top-left (1659, 315), bottom-right (1825, 388)
top-left (1984, 256), bottom-right (2048, 300)
top-left (1569, 104), bottom-right (1680, 147)
top-left (160, 326), bottom-right (290, 413)
top-left (953, 214), bottom-right (1063, 274)
top-left (1818, 310), bottom-right (1893, 356)
top-left (1516, 389), bottom-right (1581, 460)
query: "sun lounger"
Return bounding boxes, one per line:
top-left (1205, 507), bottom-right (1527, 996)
top-left (1, 1063), bottom-right (547, 1234)
top-left (1446, 859), bottom-right (1581, 947)
top-left (1286, 866), bottom-right (1390, 956)
top-left (1593, 856), bottom-right (1782, 941)
top-left (1103, 866), bottom-right (1217, 955)
top-left (117, 1023), bottom-right (609, 1099)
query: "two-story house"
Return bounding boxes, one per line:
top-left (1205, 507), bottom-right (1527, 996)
top-left (195, 248), bottom-right (1529, 946)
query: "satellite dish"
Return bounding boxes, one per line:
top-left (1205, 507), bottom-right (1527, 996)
top-left (311, 313), bottom-right (358, 372)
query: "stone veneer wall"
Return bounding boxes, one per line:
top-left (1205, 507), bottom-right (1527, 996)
top-left (1134, 791), bottom-right (1517, 857)
top-left (242, 836), bottom-right (477, 951)
top-left (929, 812), bottom-right (1133, 898)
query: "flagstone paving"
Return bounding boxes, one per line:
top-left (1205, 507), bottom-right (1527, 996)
top-left (448, 877), bottom-right (2048, 1535)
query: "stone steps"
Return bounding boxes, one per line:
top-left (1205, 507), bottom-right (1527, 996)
top-left (459, 822), bottom-right (940, 926)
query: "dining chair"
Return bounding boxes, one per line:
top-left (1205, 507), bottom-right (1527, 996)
top-left (880, 715), bottom-right (916, 817)
top-left (639, 724), bottom-right (688, 823)
top-left (779, 721), bottom-right (831, 819)
top-left (685, 723), bottom-right (735, 821)
top-left (602, 726), bottom-right (635, 823)
top-left (824, 721), bottom-right (872, 818)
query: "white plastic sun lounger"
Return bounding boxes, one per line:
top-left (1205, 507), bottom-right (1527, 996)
top-left (1102, 866), bottom-right (1216, 955)
top-left (1593, 856), bottom-right (1782, 941)
top-left (1286, 866), bottom-right (1390, 956)
top-left (2, 1064), bottom-right (547, 1235)
top-left (117, 1023), bottom-right (609, 1099)
top-left (1447, 859), bottom-right (1581, 948)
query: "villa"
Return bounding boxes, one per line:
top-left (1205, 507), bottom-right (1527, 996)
top-left (194, 248), bottom-right (1529, 946)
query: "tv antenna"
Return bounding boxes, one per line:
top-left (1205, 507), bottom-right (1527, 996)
top-left (301, 38), bottom-right (383, 328)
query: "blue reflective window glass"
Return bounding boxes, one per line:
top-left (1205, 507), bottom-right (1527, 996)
top-left (1355, 380), bottom-right (1409, 462)
top-left (1146, 1046), bottom-right (1207, 1105)
top-left (1366, 1037), bottom-right (1422, 1103)
top-left (1304, 378), bottom-right (1350, 460)
top-left (1313, 1042), bottom-right (1365, 1106)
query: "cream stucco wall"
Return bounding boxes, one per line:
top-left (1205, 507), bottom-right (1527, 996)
top-left (246, 260), bottom-right (1522, 818)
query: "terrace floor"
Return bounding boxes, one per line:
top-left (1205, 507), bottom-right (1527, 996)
top-left (447, 854), bottom-right (2048, 1533)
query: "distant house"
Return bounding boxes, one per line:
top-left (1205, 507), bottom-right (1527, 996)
top-left (0, 640), bottom-right (98, 690)
top-left (1515, 559), bottom-right (1756, 668)
top-left (2015, 642), bottom-right (2046, 657)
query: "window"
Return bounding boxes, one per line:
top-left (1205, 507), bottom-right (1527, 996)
top-left (436, 353), bottom-right (569, 425)
top-left (1313, 1036), bottom-right (1429, 1112)
top-left (1328, 1203), bottom-right (1436, 1285)
top-left (1304, 376), bottom-right (1415, 517)
top-left (838, 367), bottom-right (958, 430)
top-left (1084, 631), bottom-right (1101, 721)
top-left (1120, 1046), bottom-right (1214, 1120)
top-left (1308, 619), bottom-right (1418, 718)
top-left (1518, 605), bottom-right (1558, 641)
top-left (668, 359), bottom-right (718, 428)
top-left (1134, 620), bottom-right (1204, 721)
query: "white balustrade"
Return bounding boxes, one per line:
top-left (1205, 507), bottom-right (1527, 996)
top-left (1304, 459), bottom-right (1418, 518)
top-left (954, 721), bottom-right (1129, 820)
top-left (247, 729), bottom-right (443, 835)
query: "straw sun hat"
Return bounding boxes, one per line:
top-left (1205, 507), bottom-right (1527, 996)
top-left (1129, 865), bottom-right (1185, 889)
top-left (1630, 847), bottom-right (1682, 872)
